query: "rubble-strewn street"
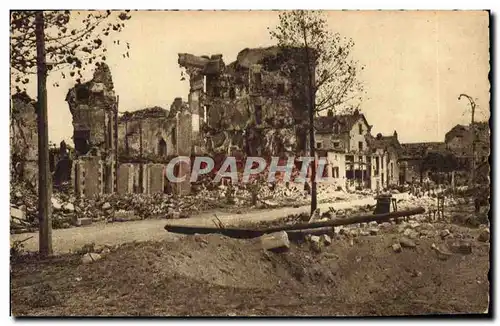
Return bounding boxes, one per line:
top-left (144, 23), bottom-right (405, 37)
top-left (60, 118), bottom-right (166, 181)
top-left (9, 178), bottom-right (377, 234)
top-left (10, 9), bottom-right (491, 318)
top-left (11, 208), bottom-right (489, 316)
top-left (10, 182), bottom-right (491, 316)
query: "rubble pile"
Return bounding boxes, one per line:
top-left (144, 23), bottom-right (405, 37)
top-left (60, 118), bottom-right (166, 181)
top-left (10, 181), bottom-right (39, 233)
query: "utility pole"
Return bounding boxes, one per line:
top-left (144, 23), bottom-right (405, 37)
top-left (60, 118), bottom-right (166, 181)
top-left (458, 93), bottom-right (476, 185)
top-left (35, 11), bottom-right (52, 256)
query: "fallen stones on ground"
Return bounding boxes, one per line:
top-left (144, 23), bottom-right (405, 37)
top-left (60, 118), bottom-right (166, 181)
top-left (73, 217), bottom-right (92, 227)
top-left (81, 252), bottom-right (102, 264)
top-left (62, 202), bottom-right (75, 212)
top-left (440, 229), bottom-right (451, 239)
top-left (11, 207), bottom-right (25, 220)
top-left (260, 231), bottom-right (290, 251)
top-left (392, 243), bottom-right (402, 253)
top-left (51, 197), bottom-right (62, 210)
top-left (321, 234), bottom-right (332, 246)
top-left (448, 240), bottom-right (472, 254)
top-left (431, 243), bottom-right (453, 260)
top-left (309, 208), bottom-right (321, 222)
top-left (309, 235), bottom-right (322, 253)
top-left (477, 228), bottom-right (490, 242)
top-left (403, 228), bottom-right (419, 239)
top-left (399, 237), bottom-right (416, 248)
top-left (113, 210), bottom-right (140, 222)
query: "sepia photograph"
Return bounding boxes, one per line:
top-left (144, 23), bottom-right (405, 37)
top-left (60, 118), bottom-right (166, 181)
top-left (9, 9), bottom-right (491, 317)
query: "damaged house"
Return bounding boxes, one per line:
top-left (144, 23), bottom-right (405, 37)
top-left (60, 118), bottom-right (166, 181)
top-left (315, 109), bottom-right (402, 191)
top-left (116, 98), bottom-right (192, 195)
top-left (179, 46), bottom-right (311, 158)
top-left (66, 63), bottom-right (192, 197)
top-left (445, 122), bottom-right (490, 166)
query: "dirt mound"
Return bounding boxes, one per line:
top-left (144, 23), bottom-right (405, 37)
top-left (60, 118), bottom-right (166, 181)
top-left (157, 234), bottom-right (283, 289)
top-left (11, 225), bottom-right (490, 316)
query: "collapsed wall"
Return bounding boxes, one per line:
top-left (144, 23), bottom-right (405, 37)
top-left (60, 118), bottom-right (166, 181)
top-left (66, 63), bottom-right (118, 157)
top-left (10, 92), bottom-right (38, 186)
top-left (179, 46), bottom-right (311, 158)
top-left (66, 63), bottom-right (118, 196)
top-left (117, 98), bottom-right (192, 163)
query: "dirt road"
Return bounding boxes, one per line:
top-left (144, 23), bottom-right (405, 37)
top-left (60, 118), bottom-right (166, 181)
top-left (11, 196), bottom-right (386, 254)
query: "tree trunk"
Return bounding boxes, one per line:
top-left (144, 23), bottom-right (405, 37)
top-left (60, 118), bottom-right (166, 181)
top-left (301, 26), bottom-right (317, 214)
top-left (35, 11), bottom-right (52, 256)
top-left (309, 104), bottom-right (317, 213)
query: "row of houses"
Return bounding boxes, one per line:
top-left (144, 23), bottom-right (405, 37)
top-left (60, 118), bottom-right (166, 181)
top-left (312, 112), bottom-right (489, 191)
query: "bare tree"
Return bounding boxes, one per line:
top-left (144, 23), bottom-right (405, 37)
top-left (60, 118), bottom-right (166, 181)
top-left (269, 10), bottom-right (363, 213)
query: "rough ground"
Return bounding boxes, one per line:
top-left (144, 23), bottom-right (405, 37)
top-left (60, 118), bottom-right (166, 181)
top-left (11, 221), bottom-right (490, 317)
top-left (11, 196), bottom-right (381, 254)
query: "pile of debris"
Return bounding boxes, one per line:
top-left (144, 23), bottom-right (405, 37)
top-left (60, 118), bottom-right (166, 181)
top-left (10, 181), bottom-right (39, 233)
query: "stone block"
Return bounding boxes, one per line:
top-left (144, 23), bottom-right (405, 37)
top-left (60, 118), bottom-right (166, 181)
top-left (448, 240), bottom-right (472, 254)
top-left (173, 160), bottom-right (191, 196)
top-left (478, 229), bottom-right (490, 242)
top-left (10, 207), bottom-right (25, 220)
top-left (260, 231), bottom-right (290, 251)
top-left (392, 243), bottom-right (402, 253)
top-left (148, 164), bottom-right (165, 194)
top-left (81, 252), bottom-right (102, 264)
top-left (73, 217), bottom-right (93, 226)
top-left (80, 217), bottom-right (93, 226)
top-left (321, 234), bottom-right (332, 246)
top-left (113, 210), bottom-right (138, 222)
top-left (117, 163), bottom-right (134, 194)
top-left (399, 237), bottom-right (416, 248)
top-left (82, 156), bottom-right (102, 198)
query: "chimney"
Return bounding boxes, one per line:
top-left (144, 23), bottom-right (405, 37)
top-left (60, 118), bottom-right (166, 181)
top-left (327, 109), bottom-right (333, 117)
top-left (393, 130), bottom-right (398, 140)
top-left (376, 133), bottom-right (382, 140)
top-left (353, 108), bottom-right (359, 116)
top-left (173, 97), bottom-right (183, 111)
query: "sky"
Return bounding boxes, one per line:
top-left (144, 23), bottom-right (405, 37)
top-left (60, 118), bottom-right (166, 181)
top-left (20, 10), bottom-right (490, 145)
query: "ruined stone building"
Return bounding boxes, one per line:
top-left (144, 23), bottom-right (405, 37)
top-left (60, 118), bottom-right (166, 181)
top-left (116, 98), bottom-right (192, 195)
top-left (179, 46), bottom-right (311, 158)
top-left (445, 122), bottom-right (490, 165)
top-left (66, 63), bottom-right (192, 197)
top-left (66, 63), bottom-right (119, 196)
top-left (10, 92), bottom-right (38, 186)
top-left (11, 93), bottom-right (74, 190)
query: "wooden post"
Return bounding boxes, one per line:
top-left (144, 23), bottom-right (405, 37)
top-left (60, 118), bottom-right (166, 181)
top-left (35, 11), bottom-right (52, 256)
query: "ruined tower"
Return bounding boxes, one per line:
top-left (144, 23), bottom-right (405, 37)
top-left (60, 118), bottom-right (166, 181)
top-left (66, 63), bottom-right (118, 195)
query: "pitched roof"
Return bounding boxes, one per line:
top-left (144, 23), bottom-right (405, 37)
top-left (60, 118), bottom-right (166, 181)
top-left (400, 142), bottom-right (447, 159)
top-left (366, 134), bottom-right (402, 153)
top-left (315, 111), bottom-right (369, 134)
